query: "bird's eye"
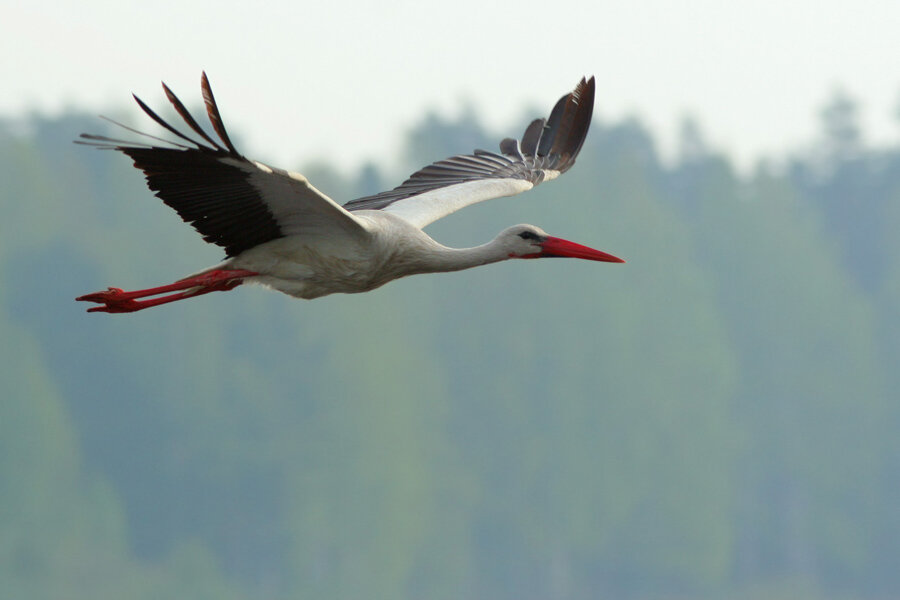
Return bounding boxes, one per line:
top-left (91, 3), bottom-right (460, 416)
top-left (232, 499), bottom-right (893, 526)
top-left (518, 231), bottom-right (539, 241)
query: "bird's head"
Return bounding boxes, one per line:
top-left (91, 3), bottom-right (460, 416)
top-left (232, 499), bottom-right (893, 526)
top-left (500, 224), bottom-right (625, 263)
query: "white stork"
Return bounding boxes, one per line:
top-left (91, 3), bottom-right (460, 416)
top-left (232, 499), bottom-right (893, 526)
top-left (76, 73), bottom-right (623, 313)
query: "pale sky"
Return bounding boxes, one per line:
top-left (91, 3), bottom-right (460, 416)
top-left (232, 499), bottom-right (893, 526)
top-left (4, 0), bottom-right (899, 173)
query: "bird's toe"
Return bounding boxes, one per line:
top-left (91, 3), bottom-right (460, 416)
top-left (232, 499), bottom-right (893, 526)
top-left (76, 287), bottom-right (125, 303)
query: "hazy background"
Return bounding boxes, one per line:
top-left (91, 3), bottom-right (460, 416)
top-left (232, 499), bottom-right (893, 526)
top-left (2, 2), bottom-right (899, 599)
top-left (5, 0), bottom-right (900, 170)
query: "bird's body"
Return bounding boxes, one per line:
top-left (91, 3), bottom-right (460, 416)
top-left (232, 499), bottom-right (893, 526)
top-left (226, 211), bottom-right (455, 300)
top-left (225, 217), bottom-right (576, 299)
top-left (77, 73), bottom-right (623, 313)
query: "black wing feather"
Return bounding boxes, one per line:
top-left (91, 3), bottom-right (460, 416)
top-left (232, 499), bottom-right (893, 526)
top-left (499, 137), bottom-right (523, 160)
top-left (120, 147), bottom-right (282, 256)
top-left (200, 71), bottom-right (240, 155)
top-left (78, 74), bottom-right (283, 257)
top-left (161, 82), bottom-right (226, 152)
top-left (543, 77), bottom-right (593, 169)
top-left (537, 94), bottom-right (569, 157)
top-left (519, 119), bottom-right (545, 156)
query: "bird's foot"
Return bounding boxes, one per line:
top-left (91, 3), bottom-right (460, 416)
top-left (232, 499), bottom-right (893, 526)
top-left (76, 287), bottom-right (145, 313)
top-left (76, 269), bottom-right (258, 313)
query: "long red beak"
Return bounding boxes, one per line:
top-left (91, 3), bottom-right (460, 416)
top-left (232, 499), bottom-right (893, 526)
top-left (537, 236), bottom-right (625, 263)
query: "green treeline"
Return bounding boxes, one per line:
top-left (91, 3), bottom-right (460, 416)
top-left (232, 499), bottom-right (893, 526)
top-left (0, 94), bottom-right (897, 599)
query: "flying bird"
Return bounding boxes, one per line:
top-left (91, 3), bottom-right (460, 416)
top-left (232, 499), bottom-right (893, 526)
top-left (76, 73), bottom-right (623, 313)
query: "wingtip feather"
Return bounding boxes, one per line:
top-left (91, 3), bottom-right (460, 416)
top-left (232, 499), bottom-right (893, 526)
top-left (161, 80), bottom-right (225, 152)
top-left (200, 72), bottom-right (240, 156)
top-left (132, 91), bottom-right (207, 149)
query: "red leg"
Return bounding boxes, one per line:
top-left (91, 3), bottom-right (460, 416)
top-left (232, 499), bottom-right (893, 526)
top-left (76, 269), bottom-right (258, 313)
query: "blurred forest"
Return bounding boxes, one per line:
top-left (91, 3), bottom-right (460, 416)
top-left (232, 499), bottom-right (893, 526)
top-left (1, 90), bottom-right (898, 600)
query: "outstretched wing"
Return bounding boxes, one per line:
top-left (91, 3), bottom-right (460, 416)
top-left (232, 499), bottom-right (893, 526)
top-left (342, 76), bottom-right (595, 230)
top-left (78, 72), bottom-right (369, 258)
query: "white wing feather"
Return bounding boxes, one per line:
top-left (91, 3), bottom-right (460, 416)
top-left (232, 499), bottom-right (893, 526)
top-left (382, 179), bottom-right (534, 229)
top-left (222, 158), bottom-right (370, 238)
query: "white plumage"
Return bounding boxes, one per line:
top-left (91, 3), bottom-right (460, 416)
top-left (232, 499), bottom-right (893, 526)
top-left (76, 73), bottom-right (623, 313)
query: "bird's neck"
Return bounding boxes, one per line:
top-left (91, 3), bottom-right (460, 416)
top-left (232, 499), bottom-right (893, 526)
top-left (415, 238), bottom-right (511, 274)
